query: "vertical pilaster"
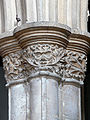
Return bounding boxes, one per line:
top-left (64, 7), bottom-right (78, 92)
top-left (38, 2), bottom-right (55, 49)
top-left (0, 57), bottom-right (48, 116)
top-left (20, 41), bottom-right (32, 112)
top-left (25, 0), bottom-right (37, 22)
top-left (81, 0), bottom-right (88, 31)
top-left (3, 0), bottom-right (16, 31)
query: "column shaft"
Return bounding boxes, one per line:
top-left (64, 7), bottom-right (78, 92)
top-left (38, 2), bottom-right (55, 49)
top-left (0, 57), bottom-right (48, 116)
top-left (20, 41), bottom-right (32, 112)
top-left (29, 76), bottom-right (59, 120)
top-left (9, 83), bottom-right (29, 120)
top-left (59, 83), bottom-right (81, 120)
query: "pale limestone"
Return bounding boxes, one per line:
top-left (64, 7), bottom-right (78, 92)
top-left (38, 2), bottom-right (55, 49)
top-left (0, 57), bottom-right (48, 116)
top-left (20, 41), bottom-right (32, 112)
top-left (0, 0), bottom-right (89, 33)
top-left (9, 84), bottom-right (27, 120)
top-left (26, 0), bottom-right (37, 22)
top-left (3, 0), bottom-right (16, 31)
top-left (59, 84), bottom-right (80, 120)
top-left (0, 0), bottom-right (90, 119)
top-left (0, 24), bottom-right (89, 120)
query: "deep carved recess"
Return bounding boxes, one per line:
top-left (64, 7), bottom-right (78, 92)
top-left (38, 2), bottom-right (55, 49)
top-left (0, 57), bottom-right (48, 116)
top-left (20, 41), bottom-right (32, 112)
top-left (23, 44), bottom-right (66, 77)
top-left (3, 51), bottom-right (25, 82)
top-left (65, 50), bottom-right (87, 81)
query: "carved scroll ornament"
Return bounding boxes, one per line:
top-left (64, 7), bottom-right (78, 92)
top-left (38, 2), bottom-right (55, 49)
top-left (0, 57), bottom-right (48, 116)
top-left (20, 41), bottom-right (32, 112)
top-left (23, 44), bottom-right (66, 77)
top-left (65, 50), bottom-right (87, 81)
top-left (3, 51), bottom-right (25, 82)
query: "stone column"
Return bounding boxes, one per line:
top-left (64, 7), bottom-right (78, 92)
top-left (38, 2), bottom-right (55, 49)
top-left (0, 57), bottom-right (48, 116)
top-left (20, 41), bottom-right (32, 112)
top-left (3, 51), bottom-right (30, 120)
top-left (59, 30), bottom-right (90, 120)
top-left (15, 24), bottom-right (70, 120)
top-left (0, 23), bottom-right (70, 120)
top-left (0, 22), bottom-right (90, 120)
top-left (23, 44), bottom-right (63, 120)
top-left (0, 35), bottom-right (30, 120)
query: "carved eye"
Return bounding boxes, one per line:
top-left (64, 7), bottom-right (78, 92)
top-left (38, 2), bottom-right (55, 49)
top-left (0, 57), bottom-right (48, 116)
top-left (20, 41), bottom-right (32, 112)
top-left (45, 51), bottom-right (51, 57)
top-left (34, 52), bottom-right (41, 57)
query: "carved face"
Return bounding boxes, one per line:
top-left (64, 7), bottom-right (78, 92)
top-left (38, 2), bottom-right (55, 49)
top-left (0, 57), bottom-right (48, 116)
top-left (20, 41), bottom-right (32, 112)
top-left (33, 50), bottom-right (52, 65)
top-left (23, 44), bottom-right (64, 67)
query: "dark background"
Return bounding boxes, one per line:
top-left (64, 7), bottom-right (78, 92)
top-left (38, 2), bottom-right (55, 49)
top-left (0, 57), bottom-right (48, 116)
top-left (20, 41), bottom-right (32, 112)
top-left (0, 57), bottom-right (8, 120)
top-left (84, 0), bottom-right (90, 120)
top-left (0, 1), bottom-right (90, 119)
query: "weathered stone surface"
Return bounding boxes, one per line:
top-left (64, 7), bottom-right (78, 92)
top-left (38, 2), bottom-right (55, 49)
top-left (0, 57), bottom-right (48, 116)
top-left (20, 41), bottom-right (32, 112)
top-left (0, 22), bottom-right (89, 120)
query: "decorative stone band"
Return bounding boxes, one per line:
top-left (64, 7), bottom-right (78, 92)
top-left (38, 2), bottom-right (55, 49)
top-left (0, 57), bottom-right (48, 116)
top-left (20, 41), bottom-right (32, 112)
top-left (15, 24), bottom-right (70, 49)
top-left (0, 33), bottom-right (21, 57)
top-left (68, 29), bottom-right (90, 54)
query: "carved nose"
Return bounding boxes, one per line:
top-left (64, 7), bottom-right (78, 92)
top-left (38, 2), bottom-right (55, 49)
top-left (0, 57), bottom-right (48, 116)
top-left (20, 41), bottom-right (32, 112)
top-left (41, 58), bottom-right (46, 61)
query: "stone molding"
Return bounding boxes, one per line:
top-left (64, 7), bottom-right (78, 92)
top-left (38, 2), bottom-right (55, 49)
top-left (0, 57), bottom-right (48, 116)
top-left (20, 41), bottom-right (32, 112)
top-left (0, 23), bottom-right (89, 85)
top-left (0, 36), bottom-right (21, 57)
top-left (68, 31), bottom-right (90, 54)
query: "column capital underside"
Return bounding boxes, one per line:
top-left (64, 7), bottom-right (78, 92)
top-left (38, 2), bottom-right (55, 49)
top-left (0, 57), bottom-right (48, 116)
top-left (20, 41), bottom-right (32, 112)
top-left (0, 22), bottom-right (90, 86)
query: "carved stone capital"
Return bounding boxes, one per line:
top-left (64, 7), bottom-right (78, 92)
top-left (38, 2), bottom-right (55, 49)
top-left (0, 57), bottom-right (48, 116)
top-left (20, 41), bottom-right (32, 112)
top-left (64, 50), bottom-right (87, 83)
top-left (22, 43), bottom-right (66, 78)
top-left (0, 23), bottom-right (90, 85)
top-left (3, 51), bottom-right (25, 83)
top-left (0, 24), bottom-right (70, 84)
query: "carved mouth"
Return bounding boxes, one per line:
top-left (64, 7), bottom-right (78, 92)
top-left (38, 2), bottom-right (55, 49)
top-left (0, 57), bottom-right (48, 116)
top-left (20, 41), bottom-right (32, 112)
top-left (40, 59), bottom-right (48, 65)
top-left (39, 58), bottom-right (48, 65)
